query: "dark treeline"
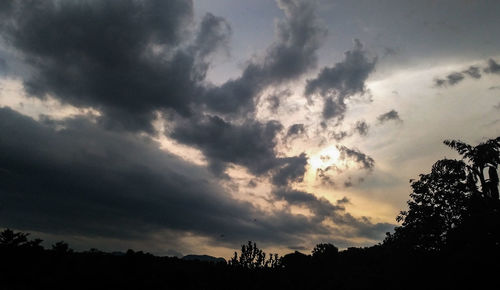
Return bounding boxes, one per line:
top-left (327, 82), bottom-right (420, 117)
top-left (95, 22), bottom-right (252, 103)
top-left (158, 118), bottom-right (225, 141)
top-left (1, 137), bottom-right (499, 289)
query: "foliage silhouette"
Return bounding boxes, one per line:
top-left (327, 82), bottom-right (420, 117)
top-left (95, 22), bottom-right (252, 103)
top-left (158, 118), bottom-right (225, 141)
top-left (229, 241), bottom-right (280, 269)
top-left (444, 137), bottom-right (500, 198)
top-left (385, 137), bottom-right (500, 252)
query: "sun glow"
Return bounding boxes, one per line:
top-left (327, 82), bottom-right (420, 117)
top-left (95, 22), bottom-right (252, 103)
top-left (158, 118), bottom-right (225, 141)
top-left (309, 146), bottom-right (341, 170)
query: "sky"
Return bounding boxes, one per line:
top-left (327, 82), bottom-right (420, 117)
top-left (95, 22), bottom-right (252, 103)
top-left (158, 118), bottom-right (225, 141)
top-left (0, 0), bottom-right (499, 258)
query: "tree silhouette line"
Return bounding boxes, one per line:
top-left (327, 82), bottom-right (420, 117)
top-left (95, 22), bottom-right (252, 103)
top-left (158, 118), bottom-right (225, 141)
top-left (1, 137), bottom-right (499, 289)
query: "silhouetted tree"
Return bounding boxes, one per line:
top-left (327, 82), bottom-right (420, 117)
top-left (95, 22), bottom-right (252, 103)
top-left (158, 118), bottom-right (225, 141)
top-left (312, 243), bottom-right (338, 266)
top-left (386, 136), bottom-right (500, 251)
top-left (444, 137), bottom-right (500, 199)
top-left (52, 241), bottom-right (72, 254)
top-left (387, 159), bottom-right (472, 251)
top-left (281, 251), bottom-right (310, 270)
top-left (0, 228), bottom-right (43, 250)
top-left (229, 241), bottom-right (280, 269)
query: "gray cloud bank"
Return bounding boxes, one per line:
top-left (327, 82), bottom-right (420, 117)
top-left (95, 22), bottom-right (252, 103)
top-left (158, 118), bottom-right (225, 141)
top-left (0, 108), bottom-right (392, 249)
top-left (0, 0), bottom-right (391, 252)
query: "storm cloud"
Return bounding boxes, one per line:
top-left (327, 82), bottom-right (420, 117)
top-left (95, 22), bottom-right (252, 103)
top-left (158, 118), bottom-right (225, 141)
top-left (305, 39), bottom-right (376, 121)
top-left (171, 115), bottom-right (283, 176)
top-left (0, 0), bottom-right (210, 132)
top-left (0, 107), bottom-right (388, 248)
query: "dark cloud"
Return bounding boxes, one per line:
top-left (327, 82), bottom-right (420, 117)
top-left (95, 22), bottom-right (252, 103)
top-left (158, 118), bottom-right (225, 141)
top-left (322, 96), bottom-right (347, 120)
top-left (285, 123), bottom-right (306, 140)
top-left (434, 78), bottom-right (446, 87)
top-left (446, 72), bottom-right (465, 85)
top-left (272, 188), bottom-right (343, 222)
top-left (463, 66), bottom-right (481, 79)
top-left (267, 94), bottom-right (282, 113)
top-left (434, 72), bottom-right (465, 87)
top-left (0, 0), bottom-right (212, 132)
top-left (194, 13), bottom-right (231, 59)
top-left (170, 115), bottom-right (309, 186)
top-left (0, 107), bottom-right (255, 243)
top-left (316, 168), bottom-right (336, 186)
top-left (484, 58), bottom-right (500, 74)
top-left (0, 56), bottom-right (6, 74)
top-left (354, 120), bottom-right (369, 136)
top-left (271, 187), bottom-right (393, 240)
top-left (201, 0), bottom-right (326, 115)
top-left (336, 197), bottom-right (350, 205)
top-left (271, 153), bottom-right (308, 186)
top-left (170, 115), bottom-right (283, 176)
top-left (330, 130), bottom-right (349, 141)
top-left (247, 179), bottom-right (258, 188)
top-left (434, 62), bottom-right (491, 87)
top-left (377, 109), bottom-right (402, 124)
top-left (305, 39), bottom-right (376, 121)
top-left (0, 0), bottom-right (397, 252)
top-left (336, 145), bottom-right (375, 171)
top-left (0, 107), bottom-right (387, 249)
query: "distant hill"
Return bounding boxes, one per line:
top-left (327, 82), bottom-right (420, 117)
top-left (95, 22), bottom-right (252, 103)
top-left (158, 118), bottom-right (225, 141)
top-left (182, 254), bottom-right (226, 263)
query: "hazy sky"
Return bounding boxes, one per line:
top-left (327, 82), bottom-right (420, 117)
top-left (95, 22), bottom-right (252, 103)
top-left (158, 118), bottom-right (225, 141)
top-left (0, 0), bottom-right (499, 258)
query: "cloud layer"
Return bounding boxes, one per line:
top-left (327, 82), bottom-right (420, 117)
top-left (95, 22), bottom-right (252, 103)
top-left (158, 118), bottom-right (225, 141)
top-left (0, 0), bottom-right (408, 254)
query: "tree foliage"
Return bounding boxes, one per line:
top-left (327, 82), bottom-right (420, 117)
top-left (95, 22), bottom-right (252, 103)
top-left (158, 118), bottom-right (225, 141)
top-left (228, 241), bottom-right (280, 269)
top-left (0, 228), bottom-right (43, 250)
top-left (386, 136), bottom-right (500, 251)
top-left (444, 136), bottom-right (500, 198)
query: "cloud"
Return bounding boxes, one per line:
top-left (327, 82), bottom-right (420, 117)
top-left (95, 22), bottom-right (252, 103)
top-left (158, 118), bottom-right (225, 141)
top-left (463, 66), bottom-right (481, 79)
top-left (434, 61), bottom-right (497, 87)
top-left (0, 56), bottom-right (6, 75)
top-left (354, 120), bottom-right (369, 136)
top-left (271, 187), bottom-right (393, 240)
top-left (0, 107), bottom-right (389, 249)
top-left (170, 113), bottom-right (310, 186)
top-left (201, 0), bottom-right (326, 116)
top-left (330, 130), bottom-right (349, 141)
top-left (266, 93), bottom-right (282, 113)
top-left (336, 145), bottom-right (375, 171)
top-left (272, 188), bottom-right (344, 222)
top-left (0, 0), bottom-right (329, 189)
top-left (0, 0), bottom-right (210, 132)
top-left (285, 123), bottom-right (306, 140)
top-left (316, 167), bottom-right (336, 186)
top-left (194, 13), bottom-right (232, 59)
top-left (170, 115), bottom-right (283, 176)
top-left (305, 39), bottom-right (376, 121)
top-left (0, 0), bottom-right (398, 253)
top-left (0, 107), bottom-right (255, 243)
top-left (271, 153), bottom-right (308, 186)
top-left (446, 72), bottom-right (465, 85)
top-left (434, 78), bottom-right (446, 87)
top-left (484, 58), bottom-right (500, 74)
top-left (377, 109), bottom-right (402, 124)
